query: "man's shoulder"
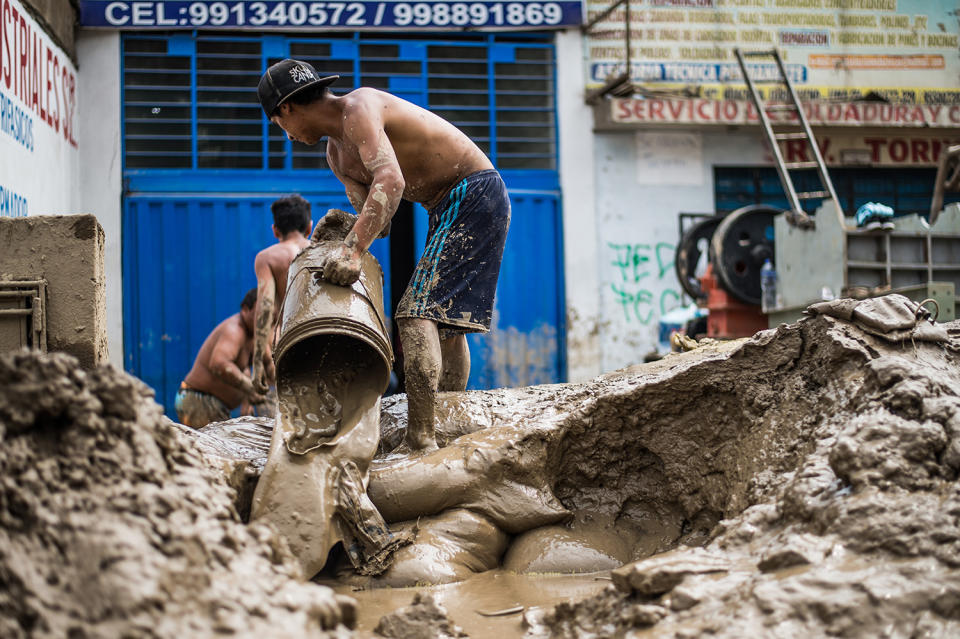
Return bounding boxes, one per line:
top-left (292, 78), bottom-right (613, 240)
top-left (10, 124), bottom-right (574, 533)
top-left (255, 243), bottom-right (287, 264)
top-left (215, 314), bottom-right (245, 340)
top-left (342, 87), bottom-right (393, 111)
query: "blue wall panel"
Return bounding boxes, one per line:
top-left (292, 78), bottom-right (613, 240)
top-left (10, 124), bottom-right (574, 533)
top-left (122, 31), bottom-right (565, 418)
top-left (123, 193), bottom-right (390, 418)
top-left (466, 191), bottom-right (565, 389)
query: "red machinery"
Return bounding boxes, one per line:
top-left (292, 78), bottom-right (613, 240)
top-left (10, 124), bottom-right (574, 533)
top-left (675, 204), bottom-right (780, 339)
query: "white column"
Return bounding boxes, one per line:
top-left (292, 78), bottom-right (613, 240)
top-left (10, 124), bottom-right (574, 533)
top-left (555, 28), bottom-right (601, 382)
top-left (77, 30), bottom-right (124, 368)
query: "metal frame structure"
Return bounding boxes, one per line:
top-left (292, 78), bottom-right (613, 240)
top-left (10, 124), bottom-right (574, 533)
top-left (0, 280), bottom-right (47, 352)
top-left (734, 48), bottom-right (843, 230)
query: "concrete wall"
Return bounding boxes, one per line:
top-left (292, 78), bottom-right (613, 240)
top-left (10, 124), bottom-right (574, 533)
top-left (77, 30), bottom-right (124, 368)
top-left (556, 29), bottom-right (600, 383)
top-left (593, 128), bottom-right (766, 371)
top-left (19, 0), bottom-right (77, 57)
top-left (0, 215), bottom-right (108, 368)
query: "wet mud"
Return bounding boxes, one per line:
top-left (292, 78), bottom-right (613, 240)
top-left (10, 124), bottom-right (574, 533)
top-left (5, 300), bottom-right (960, 638)
top-left (0, 350), bottom-right (356, 638)
top-left (251, 229), bottom-right (403, 580)
top-left (201, 307), bottom-right (960, 637)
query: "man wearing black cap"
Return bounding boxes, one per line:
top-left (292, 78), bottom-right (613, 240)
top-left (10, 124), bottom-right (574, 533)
top-left (258, 59), bottom-right (510, 453)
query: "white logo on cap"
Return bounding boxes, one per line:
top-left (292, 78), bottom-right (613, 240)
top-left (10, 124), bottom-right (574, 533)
top-left (289, 65), bottom-right (315, 84)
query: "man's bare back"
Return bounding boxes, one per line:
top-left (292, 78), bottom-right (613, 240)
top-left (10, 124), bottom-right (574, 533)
top-left (326, 89), bottom-right (494, 211)
top-left (255, 238), bottom-right (310, 314)
top-left (252, 195), bottom-right (314, 393)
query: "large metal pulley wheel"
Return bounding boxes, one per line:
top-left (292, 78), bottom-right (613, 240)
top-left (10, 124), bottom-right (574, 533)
top-left (675, 216), bottom-right (722, 300)
top-left (710, 204), bottom-right (783, 306)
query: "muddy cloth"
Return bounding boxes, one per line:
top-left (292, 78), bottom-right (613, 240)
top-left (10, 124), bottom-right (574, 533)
top-left (804, 294), bottom-right (949, 342)
top-left (395, 169), bottom-right (510, 335)
top-left (174, 382), bottom-right (230, 427)
top-left (250, 386), bottom-right (278, 418)
top-left (336, 459), bottom-right (413, 576)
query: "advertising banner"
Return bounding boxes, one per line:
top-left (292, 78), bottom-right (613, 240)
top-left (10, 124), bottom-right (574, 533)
top-left (0, 0), bottom-right (80, 217)
top-left (585, 0), bottom-right (960, 105)
top-left (79, 0), bottom-right (584, 29)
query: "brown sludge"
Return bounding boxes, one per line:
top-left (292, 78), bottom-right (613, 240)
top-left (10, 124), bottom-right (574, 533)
top-left (0, 350), bottom-right (356, 638)
top-left (251, 214), bottom-right (405, 580)
top-left (5, 299), bottom-right (960, 637)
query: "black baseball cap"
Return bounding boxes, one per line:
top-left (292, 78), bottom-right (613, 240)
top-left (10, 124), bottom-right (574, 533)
top-left (258, 59), bottom-right (339, 118)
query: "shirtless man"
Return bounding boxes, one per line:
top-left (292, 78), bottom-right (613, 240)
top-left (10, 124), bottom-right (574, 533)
top-left (176, 289), bottom-right (265, 428)
top-left (257, 59), bottom-right (510, 451)
top-left (251, 194), bottom-right (313, 394)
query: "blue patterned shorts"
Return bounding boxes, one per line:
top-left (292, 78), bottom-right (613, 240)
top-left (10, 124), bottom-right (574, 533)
top-left (395, 170), bottom-right (510, 334)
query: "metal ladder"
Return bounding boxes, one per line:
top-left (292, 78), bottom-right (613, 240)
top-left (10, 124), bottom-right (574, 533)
top-left (734, 48), bottom-right (843, 230)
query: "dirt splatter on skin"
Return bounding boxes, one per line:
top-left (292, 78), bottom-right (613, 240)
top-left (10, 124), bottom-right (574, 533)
top-left (0, 350), bottom-right (356, 638)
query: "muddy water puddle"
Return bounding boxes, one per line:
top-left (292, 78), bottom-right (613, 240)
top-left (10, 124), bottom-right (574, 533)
top-left (330, 569), bottom-right (610, 637)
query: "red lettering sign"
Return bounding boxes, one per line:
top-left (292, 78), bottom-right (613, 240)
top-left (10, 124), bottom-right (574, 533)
top-left (0, 0), bottom-right (76, 146)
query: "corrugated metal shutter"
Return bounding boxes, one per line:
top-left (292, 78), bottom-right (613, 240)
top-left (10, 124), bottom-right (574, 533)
top-left (122, 31), bottom-right (564, 418)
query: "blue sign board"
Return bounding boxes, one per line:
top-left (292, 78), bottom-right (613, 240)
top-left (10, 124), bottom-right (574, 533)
top-left (80, 0), bottom-right (582, 29)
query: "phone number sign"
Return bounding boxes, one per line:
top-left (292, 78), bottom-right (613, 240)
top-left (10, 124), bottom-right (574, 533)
top-left (79, 0), bottom-right (583, 29)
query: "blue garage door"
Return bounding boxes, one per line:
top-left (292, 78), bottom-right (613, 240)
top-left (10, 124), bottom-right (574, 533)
top-left (122, 31), bottom-right (565, 418)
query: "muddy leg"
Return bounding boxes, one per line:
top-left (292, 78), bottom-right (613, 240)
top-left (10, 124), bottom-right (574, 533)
top-left (439, 333), bottom-right (470, 392)
top-left (398, 317), bottom-right (441, 451)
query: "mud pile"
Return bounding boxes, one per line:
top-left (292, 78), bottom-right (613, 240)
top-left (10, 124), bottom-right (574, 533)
top-left (192, 308), bottom-right (960, 638)
top-left (527, 313), bottom-right (960, 638)
top-left (0, 350), bottom-right (355, 638)
top-left (6, 302), bottom-right (960, 638)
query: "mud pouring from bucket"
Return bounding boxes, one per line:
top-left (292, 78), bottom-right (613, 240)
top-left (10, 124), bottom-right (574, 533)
top-left (250, 235), bottom-right (409, 578)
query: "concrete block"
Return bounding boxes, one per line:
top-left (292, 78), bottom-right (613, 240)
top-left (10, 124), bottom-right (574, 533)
top-left (0, 215), bottom-right (107, 368)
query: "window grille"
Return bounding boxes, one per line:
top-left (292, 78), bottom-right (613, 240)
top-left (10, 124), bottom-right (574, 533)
top-left (715, 167), bottom-right (960, 217)
top-left (122, 32), bottom-right (556, 172)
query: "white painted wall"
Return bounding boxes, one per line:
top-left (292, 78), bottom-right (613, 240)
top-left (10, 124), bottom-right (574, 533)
top-left (77, 30), bottom-right (123, 367)
top-left (555, 28), bottom-right (601, 383)
top-left (594, 128), bottom-right (766, 372)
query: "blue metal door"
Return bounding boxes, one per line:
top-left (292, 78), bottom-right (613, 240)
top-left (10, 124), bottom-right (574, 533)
top-left (122, 32), bottom-right (564, 418)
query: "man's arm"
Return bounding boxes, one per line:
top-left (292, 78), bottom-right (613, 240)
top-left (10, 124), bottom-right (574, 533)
top-left (252, 252), bottom-right (276, 393)
top-left (209, 324), bottom-right (265, 402)
top-left (334, 169), bottom-right (391, 240)
top-left (324, 98), bottom-right (404, 285)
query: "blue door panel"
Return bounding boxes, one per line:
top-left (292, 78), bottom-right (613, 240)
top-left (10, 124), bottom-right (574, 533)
top-left (407, 189), bottom-right (564, 389)
top-left (123, 194), bottom-right (390, 419)
top-left (467, 192), bottom-right (564, 389)
top-left (122, 31), bottom-right (565, 416)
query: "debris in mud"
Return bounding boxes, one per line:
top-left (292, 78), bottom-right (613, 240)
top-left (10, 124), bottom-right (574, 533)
top-left (0, 350), bottom-right (355, 638)
top-left (210, 300), bottom-right (960, 637)
top-left (10, 292), bottom-right (960, 638)
top-left (526, 312), bottom-right (960, 638)
top-left (373, 593), bottom-right (468, 639)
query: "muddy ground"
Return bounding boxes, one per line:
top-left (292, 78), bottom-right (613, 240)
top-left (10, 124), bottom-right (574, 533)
top-left (3, 309), bottom-right (960, 637)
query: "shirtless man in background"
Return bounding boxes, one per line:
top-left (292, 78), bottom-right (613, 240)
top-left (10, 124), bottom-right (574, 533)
top-left (251, 194), bottom-right (313, 394)
top-left (176, 289), bottom-right (265, 428)
top-left (258, 59), bottom-right (511, 451)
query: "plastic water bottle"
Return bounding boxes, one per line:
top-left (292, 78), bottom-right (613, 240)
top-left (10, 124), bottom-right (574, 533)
top-left (760, 259), bottom-right (779, 313)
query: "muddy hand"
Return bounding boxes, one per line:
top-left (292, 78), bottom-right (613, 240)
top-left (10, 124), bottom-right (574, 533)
top-left (323, 242), bottom-right (362, 286)
top-left (252, 361), bottom-right (269, 395)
